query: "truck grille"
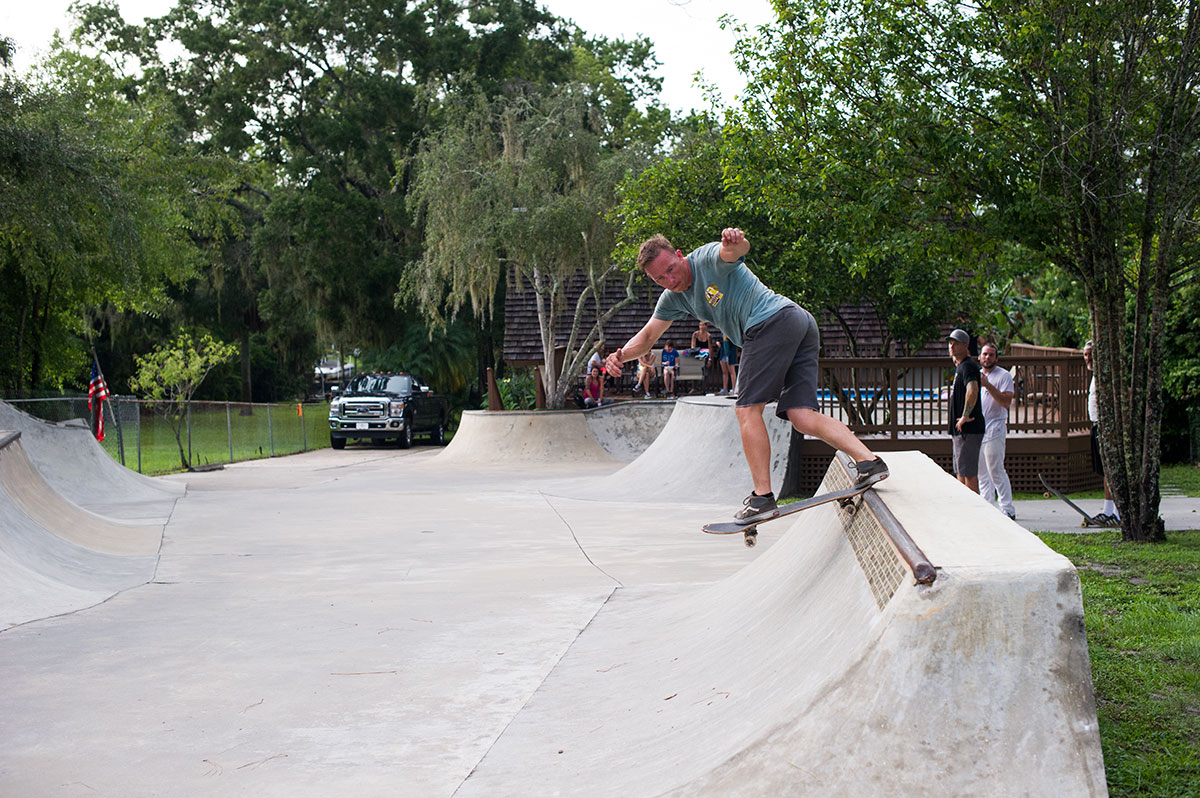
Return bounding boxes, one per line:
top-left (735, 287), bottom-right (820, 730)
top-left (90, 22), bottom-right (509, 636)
top-left (341, 401), bottom-right (386, 419)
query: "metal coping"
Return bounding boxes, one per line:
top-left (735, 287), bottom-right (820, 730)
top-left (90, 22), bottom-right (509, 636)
top-left (834, 452), bottom-right (937, 587)
top-left (0, 430), bottom-right (20, 451)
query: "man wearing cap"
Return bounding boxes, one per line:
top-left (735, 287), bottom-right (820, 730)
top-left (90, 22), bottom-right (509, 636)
top-left (978, 343), bottom-right (1016, 518)
top-left (948, 328), bottom-right (985, 493)
top-left (605, 227), bottom-right (889, 523)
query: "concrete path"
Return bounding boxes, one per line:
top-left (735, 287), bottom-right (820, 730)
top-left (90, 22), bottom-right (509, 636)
top-left (1013, 495), bottom-right (1200, 534)
top-left (1, 393), bottom-right (1111, 796)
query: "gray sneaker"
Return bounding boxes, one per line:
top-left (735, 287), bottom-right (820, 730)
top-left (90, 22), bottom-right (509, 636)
top-left (734, 492), bottom-right (778, 523)
top-left (853, 457), bottom-right (889, 489)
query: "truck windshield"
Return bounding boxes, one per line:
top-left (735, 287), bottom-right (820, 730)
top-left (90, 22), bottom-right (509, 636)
top-left (346, 374), bottom-right (412, 395)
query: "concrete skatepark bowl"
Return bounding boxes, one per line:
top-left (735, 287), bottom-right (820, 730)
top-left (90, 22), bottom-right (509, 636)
top-left (0, 397), bottom-right (1106, 795)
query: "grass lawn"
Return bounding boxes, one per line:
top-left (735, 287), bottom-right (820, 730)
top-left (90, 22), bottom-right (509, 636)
top-left (1038, 530), bottom-right (1200, 796)
top-left (102, 402), bottom-right (333, 475)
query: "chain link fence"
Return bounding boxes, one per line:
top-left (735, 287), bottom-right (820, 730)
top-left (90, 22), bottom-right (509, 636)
top-left (5, 396), bottom-right (332, 475)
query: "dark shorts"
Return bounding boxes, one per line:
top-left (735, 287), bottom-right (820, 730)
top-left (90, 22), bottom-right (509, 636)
top-left (735, 304), bottom-right (819, 418)
top-left (1090, 424), bottom-right (1104, 476)
top-left (952, 433), bottom-right (983, 478)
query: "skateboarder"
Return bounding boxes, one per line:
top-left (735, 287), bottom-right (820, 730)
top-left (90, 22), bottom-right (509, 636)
top-left (605, 227), bottom-right (888, 522)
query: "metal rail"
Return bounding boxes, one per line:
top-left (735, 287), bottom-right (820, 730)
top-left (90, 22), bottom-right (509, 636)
top-left (0, 430), bottom-right (20, 451)
top-left (837, 452), bottom-right (937, 585)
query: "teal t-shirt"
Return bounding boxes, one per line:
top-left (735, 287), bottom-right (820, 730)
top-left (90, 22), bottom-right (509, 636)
top-left (651, 242), bottom-right (793, 347)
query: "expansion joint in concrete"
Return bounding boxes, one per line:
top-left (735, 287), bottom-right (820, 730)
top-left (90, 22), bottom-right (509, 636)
top-left (451, 584), bottom-right (622, 796)
top-left (538, 491), bottom-right (623, 588)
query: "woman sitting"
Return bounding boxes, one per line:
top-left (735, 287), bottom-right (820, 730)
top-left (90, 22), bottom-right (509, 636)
top-left (582, 365), bottom-right (614, 407)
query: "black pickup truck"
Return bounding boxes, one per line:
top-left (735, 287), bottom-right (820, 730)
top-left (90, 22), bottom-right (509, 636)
top-left (328, 372), bottom-right (449, 449)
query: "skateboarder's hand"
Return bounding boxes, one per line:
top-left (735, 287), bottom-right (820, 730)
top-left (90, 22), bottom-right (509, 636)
top-left (605, 349), bottom-right (624, 377)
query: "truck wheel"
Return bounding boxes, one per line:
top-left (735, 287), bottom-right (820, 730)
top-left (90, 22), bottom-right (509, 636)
top-left (331, 436), bottom-right (346, 450)
top-left (430, 421), bottom-right (445, 446)
top-left (399, 422), bottom-right (413, 449)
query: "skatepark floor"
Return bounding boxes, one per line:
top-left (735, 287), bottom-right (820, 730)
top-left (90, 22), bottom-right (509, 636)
top-left (0, 447), bottom-right (751, 796)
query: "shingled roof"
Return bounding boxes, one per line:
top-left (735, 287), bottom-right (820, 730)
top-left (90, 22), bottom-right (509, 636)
top-left (816, 305), bottom-right (950, 358)
top-left (502, 269), bottom-right (947, 366)
top-left (502, 270), bottom-right (726, 367)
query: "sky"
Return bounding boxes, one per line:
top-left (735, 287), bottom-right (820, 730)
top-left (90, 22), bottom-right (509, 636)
top-left (0, 0), bottom-right (775, 114)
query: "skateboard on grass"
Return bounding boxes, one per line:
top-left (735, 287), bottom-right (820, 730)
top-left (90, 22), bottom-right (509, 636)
top-left (703, 472), bottom-right (887, 548)
top-left (1037, 473), bottom-right (1116, 528)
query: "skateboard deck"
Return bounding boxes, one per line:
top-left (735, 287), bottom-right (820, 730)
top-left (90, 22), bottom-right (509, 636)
top-left (703, 473), bottom-right (887, 547)
top-left (1037, 473), bottom-right (1114, 527)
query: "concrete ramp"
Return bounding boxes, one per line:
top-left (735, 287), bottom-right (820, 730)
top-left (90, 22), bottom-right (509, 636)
top-left (440, 402), bottom-right (672, 467)
top-left (582, 395), bottom-right (793, 504)
top-left (457, 451), bottom-right (1107, 796)
top-left (0, 400), bottom-right (182, 520)
top-left (0, 432), bottom-right (160, 628)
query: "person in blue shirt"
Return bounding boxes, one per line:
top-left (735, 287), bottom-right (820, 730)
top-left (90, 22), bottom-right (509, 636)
top-left (605, 227), bottom-right (888, 522)
top-left (661, 341), bottom-right (679, 396)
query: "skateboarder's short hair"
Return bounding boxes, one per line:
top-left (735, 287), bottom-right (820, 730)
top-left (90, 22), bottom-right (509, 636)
top-left (636, 234), bottom-right (674, 270)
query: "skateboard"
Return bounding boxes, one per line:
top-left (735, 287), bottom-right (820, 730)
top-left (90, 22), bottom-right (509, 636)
top-left (703, 472), bottom-right (887, 547)
top-left (1037, 473), bottom-right (1116, 528)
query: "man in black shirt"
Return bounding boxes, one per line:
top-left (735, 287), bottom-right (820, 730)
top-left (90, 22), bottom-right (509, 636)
top-left (948, 328), bottom-right (986, 493)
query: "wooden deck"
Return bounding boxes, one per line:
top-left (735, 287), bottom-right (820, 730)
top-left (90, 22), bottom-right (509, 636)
top-left (785, 355), bottom-right (1100, 495)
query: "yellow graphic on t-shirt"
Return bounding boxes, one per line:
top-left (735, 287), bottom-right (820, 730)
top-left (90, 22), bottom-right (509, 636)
top-left (705, 285), bottom-right (723, 307)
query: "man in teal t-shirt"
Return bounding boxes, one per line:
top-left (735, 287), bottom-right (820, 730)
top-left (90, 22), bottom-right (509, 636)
top-left (605, 228), bottom-right (888, 522)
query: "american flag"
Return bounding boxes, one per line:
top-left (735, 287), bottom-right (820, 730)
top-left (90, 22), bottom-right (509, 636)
top-left (88, 357), bottom-right (111, 442)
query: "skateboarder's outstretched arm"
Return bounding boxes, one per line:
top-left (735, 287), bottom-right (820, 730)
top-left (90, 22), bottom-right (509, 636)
top-left (606, 317), bottom-right (672, 377)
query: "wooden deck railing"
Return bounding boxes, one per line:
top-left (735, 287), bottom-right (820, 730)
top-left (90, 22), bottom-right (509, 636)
top-left (818, 356), bottom-right (1090, 439)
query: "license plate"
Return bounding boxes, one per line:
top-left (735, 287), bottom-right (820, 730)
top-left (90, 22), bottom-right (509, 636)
top-left (355, 422), bottom-right (368, 430)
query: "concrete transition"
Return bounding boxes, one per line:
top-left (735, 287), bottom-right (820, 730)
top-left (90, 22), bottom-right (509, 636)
top-left (0, 400), bottom-right (183, 521)
top-left (439, 401), bottom-right (673, 466)
top-left (459, 451), bottom-right (1107, 796)
top-left (0, 432), bottom-right (163, 629)
top-left (581, 394), bottom-right (793, 505)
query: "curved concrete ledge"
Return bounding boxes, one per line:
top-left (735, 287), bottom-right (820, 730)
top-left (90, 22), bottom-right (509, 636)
top-left (579, 395), bottom-right (793, 505)
top-left (457, 451), bottom-right (1106, 796)
top-left (0, 401), bottom-right (184, 520)
top-left (439, 402), bottom-right (674, 467)
top-left (0, 433), bottom-right (160, 629)
top-left (0, 437), bottom-right (162, 556)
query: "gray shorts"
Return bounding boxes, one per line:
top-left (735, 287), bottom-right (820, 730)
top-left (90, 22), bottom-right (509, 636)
top-left (952, 434), bottom-right (984, 478)
top-left (735, 304), bottom-right (819, 419)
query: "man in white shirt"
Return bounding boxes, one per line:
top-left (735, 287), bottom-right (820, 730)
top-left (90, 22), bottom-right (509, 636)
top-left (978, 344), bottom-right (1016, 519)
top-left (1084, 340), bottom-right (1120, 525)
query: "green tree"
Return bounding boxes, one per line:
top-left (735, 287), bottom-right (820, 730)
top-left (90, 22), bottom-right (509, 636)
top-left (70, 0), bottom-right (580, 352)
top-left (130, 330), bottom-right (238, 470)
top-left (0, 49), bottom-right (227, 394)
top-left (406, 83), bottom-right (651, 408)
top-left (68, 0), bottom-right (624, 403)
top-left (733, 0), bottom-right (1199, 541)
top-left (613, 115), bottom-right (977, 424)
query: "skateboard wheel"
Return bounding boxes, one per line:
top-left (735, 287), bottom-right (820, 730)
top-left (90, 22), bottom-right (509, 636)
top-left (744, 532), bottom-right (757, 548)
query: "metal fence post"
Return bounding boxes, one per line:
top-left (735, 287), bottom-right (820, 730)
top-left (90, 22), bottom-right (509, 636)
top-left (113, 395), bottom-right (126, 466)
top-left (136, 400), bottom-right (142, 474)
top-left (267, 403), bottom-right (274, 456)
top-left (226, 401), bottom-right (233, 463)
